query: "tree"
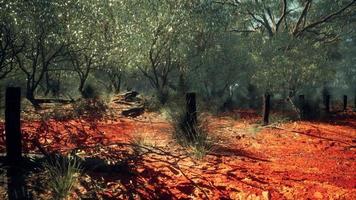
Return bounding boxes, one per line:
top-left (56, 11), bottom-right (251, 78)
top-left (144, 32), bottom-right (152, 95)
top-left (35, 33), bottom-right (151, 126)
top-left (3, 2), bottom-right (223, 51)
top-left (214, 0), bottom-right (355, 114)
top-left (9, 1), bottom-right (67, 105)
top-left (123, 0), bottom-right (195, 104)
top-left (0, 22), bottom-right (20, 80)
top-left (217, 0), bottom-right (355, 40)
top-left (64, 0), bottom-right (130, 97)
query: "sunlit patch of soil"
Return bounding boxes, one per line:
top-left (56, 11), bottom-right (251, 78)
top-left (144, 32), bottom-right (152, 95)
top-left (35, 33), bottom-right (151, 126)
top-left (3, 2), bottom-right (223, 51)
top-left (0, 110), bottom-right (355, 199)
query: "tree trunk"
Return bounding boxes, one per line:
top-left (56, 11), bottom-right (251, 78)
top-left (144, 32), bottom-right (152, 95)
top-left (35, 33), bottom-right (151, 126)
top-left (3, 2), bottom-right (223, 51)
top-left (44, 71), bottom-right (50, 96)
top-left (324, 95), bottom-right (330, 113)
top-left (78, 79), bottom-right (85, 96)
top-left (26, 85), bottom-right (39, 108)
top-left (299, 95), bottom-right (305, 119)
top-left (343, 95), bottom-right (347, 111)
top-left (115, 74), bottom-right (122, 94)
top-left (263, 93), bottom-right (270, 125)
top-left (157, 88), bottom-right (169, 105)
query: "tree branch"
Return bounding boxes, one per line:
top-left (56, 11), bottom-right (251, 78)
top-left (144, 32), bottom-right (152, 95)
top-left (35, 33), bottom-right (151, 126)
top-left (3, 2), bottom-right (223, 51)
top-left (276, 0), bottom-right (287, 32)
top-left (296, 0), bottom-right (356, 37)
top-left (293, 0), bottom-right (312, 36)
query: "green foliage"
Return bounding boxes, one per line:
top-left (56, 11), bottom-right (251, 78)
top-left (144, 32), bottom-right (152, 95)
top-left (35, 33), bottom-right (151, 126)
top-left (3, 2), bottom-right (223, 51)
top-left (250, 34), bottom-right (332, 95)
top-left (269, 113), bottom-right (293, 125)
top-left (143, 96), bottom-right (163, 112)
top-left (0, 0), bottom-right (355, 111)
top-left (247, 124), bottom-right (262, 136)
top-left (42, 155), bottom-right (82, 200)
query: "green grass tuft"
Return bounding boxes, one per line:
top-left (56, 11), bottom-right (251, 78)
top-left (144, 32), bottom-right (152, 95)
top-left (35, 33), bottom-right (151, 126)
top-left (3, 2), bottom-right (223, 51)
top-left (169, 108), bottom-right (213, 159)
top-left (42, 155), bottom-right (82, 200)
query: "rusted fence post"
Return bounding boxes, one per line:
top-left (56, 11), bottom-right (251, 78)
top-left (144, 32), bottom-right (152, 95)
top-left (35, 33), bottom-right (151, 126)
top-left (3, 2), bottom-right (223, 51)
top-left (186, 93), bottom-right (197, 137)
top-left (343, 95), bottom-right (347, 111)
top-left (263, 94), bottom-right (270, 125)
top-left (5, 87), bottom-right (22, 164)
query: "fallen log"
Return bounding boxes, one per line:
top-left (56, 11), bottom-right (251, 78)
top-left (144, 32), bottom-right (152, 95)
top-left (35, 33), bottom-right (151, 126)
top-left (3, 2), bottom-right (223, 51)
top-left (122, 107), bottom-right (144, 117)
top-left (112, 99), bottom-right (137, 106)
top-left (35, 98), bottom-right (74, 104)
top-left (123, 91), bottom-right (139, 102)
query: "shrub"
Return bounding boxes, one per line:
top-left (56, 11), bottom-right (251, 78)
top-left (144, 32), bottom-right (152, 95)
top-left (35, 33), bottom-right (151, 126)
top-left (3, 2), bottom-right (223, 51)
top-left (73, 98), bottom-right (108, 119)
top-left (247, 124), bottom-right (262, 136)
top-left (269, 113), bottom-right (292, 124)
top-left (42, 155), bottom-right (82, 200)
top-left (169, 107), bottom-right (213, 159)
top-left (82, 84), bottom-right (99, 99)
top-left (42, 105), bottom-right (74, 121)
top-left (143, 96), bottom-right (162, 112)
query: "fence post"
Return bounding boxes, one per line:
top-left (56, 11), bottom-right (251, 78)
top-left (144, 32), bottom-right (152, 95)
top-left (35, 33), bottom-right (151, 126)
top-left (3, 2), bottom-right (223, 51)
top-left (5, 87), bottom-right (22, 164)
top-left (263, 94), bottom-right (270, 125)
top-left (324, 95), bottom-right (330, 113)
top-left (343, 95), bottom-right (347, 111)
top-left (186, 93), bottom-right (197, 137)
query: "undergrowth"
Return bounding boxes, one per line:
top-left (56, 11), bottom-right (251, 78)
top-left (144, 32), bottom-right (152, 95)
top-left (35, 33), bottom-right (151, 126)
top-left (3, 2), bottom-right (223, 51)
top-left (73, 98), bottom-right (108, 119)
top-left (42, 154), bottom-right (82, 200)
top-left (169, 107), bottom-right (213, 159)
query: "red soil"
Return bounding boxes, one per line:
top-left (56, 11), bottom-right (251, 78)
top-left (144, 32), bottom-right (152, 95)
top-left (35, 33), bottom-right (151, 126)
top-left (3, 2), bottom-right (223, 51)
top-left (0, 111), bottom-right (355, 199)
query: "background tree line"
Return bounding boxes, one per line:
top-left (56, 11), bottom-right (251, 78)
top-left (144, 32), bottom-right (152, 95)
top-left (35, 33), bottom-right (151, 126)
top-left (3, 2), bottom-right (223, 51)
top-left (0, 0), bottom-right (355, 112)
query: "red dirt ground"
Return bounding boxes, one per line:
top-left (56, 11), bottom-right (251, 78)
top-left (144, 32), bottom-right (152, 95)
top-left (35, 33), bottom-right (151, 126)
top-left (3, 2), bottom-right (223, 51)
top-left (0, 110), bottom-right (355, 199)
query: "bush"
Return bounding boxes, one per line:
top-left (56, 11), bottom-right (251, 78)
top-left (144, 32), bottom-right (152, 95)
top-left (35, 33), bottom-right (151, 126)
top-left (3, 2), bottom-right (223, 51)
top-left (143, 96), bottom-right (162, 112)
top-left (42, 105), bottom-right (74, 121)
top-left (42, 154), bottom-right (82, 200)
top-left (73, 98), bottom-right (108, 119)
top-left (82, 84), bottom-right (99, 99)
top-left (169, 107), bottom-right (213, 159)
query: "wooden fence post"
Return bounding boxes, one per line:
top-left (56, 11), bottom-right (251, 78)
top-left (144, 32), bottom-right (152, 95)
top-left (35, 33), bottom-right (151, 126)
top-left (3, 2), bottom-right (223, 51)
top-left (263, 94), bottom-right (270, 125)
top-left (186, 93), bottom-right (197, 137)
top-left (5, 87), bottom-right (22, 164)
top-left (343, 95), bottom-right (347, 111)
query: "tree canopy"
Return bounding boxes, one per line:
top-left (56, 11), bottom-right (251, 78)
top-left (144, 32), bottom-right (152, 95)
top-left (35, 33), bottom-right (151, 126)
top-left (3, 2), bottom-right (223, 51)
top-left (0, 0), bottom-right (355, 107)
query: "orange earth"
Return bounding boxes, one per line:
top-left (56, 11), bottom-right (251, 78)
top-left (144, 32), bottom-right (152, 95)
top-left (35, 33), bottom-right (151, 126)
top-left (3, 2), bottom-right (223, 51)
top-left (0, 110), bottom-right (355, 200)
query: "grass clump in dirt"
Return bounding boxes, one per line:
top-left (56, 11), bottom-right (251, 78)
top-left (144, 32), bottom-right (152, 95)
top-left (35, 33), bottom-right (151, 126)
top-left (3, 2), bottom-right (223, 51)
top-left (169, 108), bottom-right (214, 159)
top-left (247, 124), bottom-right (263, 136)
top-left (42, 154), bottom-right (82, 200)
